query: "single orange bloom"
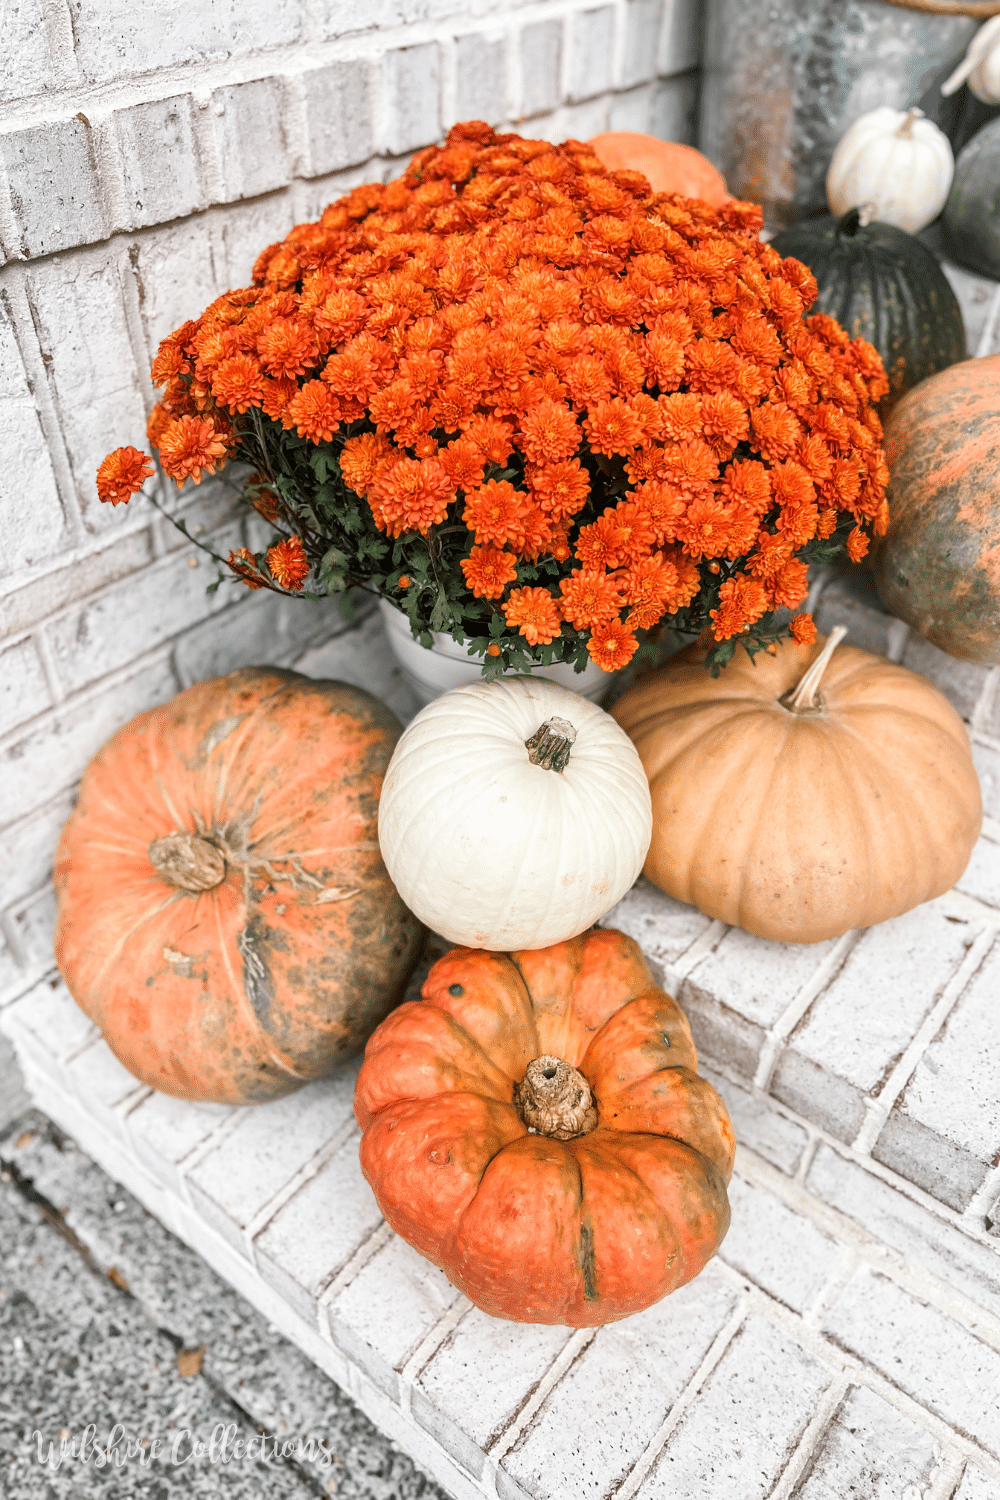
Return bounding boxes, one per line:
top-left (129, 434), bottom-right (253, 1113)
top-left (790, 612), bottom-right (817, 646)
top-left (747, 530), bottom-right (793, 580)
top-left (257, 317), bottom-right (320, 379)
top-left (519, 399), bottom-right (581, 464)
top-left (229, 547), bottom-right (264, 589)
top-left (158, 416), bottom-right (230, 485)
top-left (676, 497), bottom-right (735, 561)
top-left (288, 380), bottom-right (341, 443)
top-left (260, 375), bottom-right (299, 428)
top-left (587, 619), bottom-right (638, 672)
top-left (751, 402), bottom-right (803, 462)
top-left (463, 479), bottom-right (529, 547)
top-left (846, 525), bottom-right (869, 562)
top-left (768, 557), bottom-right (810, 610)
top-left (583, 398), bottom-right (645, 457)
top-left (632, 479), bottom-right (686, 546)
top-left (398, 575), bottom-right (410, 588)
top-left (710, 574), bottom-right (769, 641)
top-left (487, 642), bottom-right (502, 656)
top-left (462, 413), bottom-right (515, 465)
top-left (96, 445), bottom-right (154, 505)
top-left (503, 586), bottom-right (562, 646)
top-left (562, 354), bottom-right (614, 407)
top-left (438, 436), bottom-right (486, 492)
top-left (340, 432), bottom-right (396, 497)
top-left (266, 535), bottom-right (311, 591)
top-left (211, 353), bottom-right (265, 414)
top-left (371, 456), bottom-right (455, 537)
top-left (559, 569), bottom-right (623, 629)
top-left (147, 402), bottom-right (173, 448)
top-left (527, 458), bottom-right (590, 520)
top-left (460, 545), bottom-right (518, 599)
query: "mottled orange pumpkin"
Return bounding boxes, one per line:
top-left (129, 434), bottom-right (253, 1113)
top-left (355, 928), bottom-right (733, 1326)
top-left (588, 131), bottom-right (731, 206)
top-left (54, 667), bottom-right (424, 1104)
top-left (873, 353), bottom-right (1000, 664)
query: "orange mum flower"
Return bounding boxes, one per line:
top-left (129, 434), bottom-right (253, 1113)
top-left (460, 545), bottom-right (518, 599)
top-left (846, 525), bottom-right (869, 562)
top-left (710, 574), bottom-right (769, 640)
top-left (158, 416), bottom-right (230, 484)
top-left (212, 353), bottom-right (265, 413)
top-left (371, 456), bottom-right (455, 537)
top-left (257, 317), bottom-right (320, 379)
top-left (768, 557), bottom-right (810, 610)
top-left (266, 536), bottom-right (311, 591)
top-left (503, 586), bottom-right (561, 646)
top-left (527, 458), bottom-right (590, 519)
top-left (583, 398), bottom-right (645, 456)
top-left (287, 380), bottom-right (342, 443)
top-left (790, 612), bottom-right (817, 646)
top-left (519, 399), bottom-right (581, 464)
top-left (463, 479), bottom-right (529, 546)
top-left (340, 432), bottom-right (396, 497)
top-left (229, 547), bottom-right (264, 589)
top-left (438, 436), bottom-right (486, 491)
top-left (676, 497), bottom-right (735, 561)
top-left (587, 618), bottom-right (638, 672)
top-left (559, 569), bottom-right (623, 628)
top-left (96, 445), bottom-right (154, 505)
top-left (462, 413), bottom-right (515, 464)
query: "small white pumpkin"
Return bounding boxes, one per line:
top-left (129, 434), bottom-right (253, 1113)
top-left (377, 676), bottom-right (653, 950)
top-left (826, 107), bottom-right (954, 235)
top-left (942, 16), bottom-right (1000, 106)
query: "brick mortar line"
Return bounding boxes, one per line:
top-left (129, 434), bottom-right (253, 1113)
top-left (733, 1143), bottom-right (1000, 1353)
top-left (707, 1049), bottom-right (1000, 1259)
top-left (753, 928), bottom-right (861, 1092)
top-left (0, 0), bottom-right (677, 134)
top-left (243, 1118), bottom-right (361, 1257)
top-left (800, 1244), bottom-right (860, 1331)
top-left (317, 1219), bottom-right (394, 1314)
top-left (397, 1295), bottom-right (475, 1419)
top-left (766, 1371), bottom-right (853, 1500)
top-left (482, 1326), bottom-right (597, 1487)
top-left (708, 1255), bottom-right (1000, 1484)
top-left (609, 1301), bottom-right (747, 1500)
top-left (852, 923), bottom-right (1000, 1156)
top-left (927, 1451), bottom-right (974, 1500)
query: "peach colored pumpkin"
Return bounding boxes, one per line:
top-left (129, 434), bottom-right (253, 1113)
top-left (355, 928), bottom-right (733, 1327)
top-left (588, 131), bottom-right (731, 206)
top-left (611, 628), bottom-right (982, 943)
top-left (54, 667), bottom-right (424, 1104)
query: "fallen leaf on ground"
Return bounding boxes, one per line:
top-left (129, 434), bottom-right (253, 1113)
top-left (107, 1267), bottom-right (129, 1291)
top-left (14, 1131), bottom-right (35, 1149)
top-left (177, 1345), bottom-right (206, 1377)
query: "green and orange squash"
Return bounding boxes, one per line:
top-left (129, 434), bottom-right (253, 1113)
top-left (873, 353), bottom-right (1000, 664)
top-left (354, 928), bottom-right (734, 1326)
top-left (54, 667), bottom-right (425, 1104)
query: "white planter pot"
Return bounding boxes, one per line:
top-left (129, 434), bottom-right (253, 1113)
top-left (377, 598), bottom-right (613, 706)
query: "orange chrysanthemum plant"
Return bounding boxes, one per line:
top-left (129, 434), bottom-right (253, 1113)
top-left (96, 121), bottom-right (890, 675)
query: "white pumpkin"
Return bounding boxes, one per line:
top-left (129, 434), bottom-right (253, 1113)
top-left (377, 675), bottom-right (653, 950)
top-left (826, 107), bottom-right (954, 235)
top-left (942, 17), bottom-right (1000, 106)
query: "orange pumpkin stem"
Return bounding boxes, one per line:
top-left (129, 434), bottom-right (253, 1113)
top-left (781, 625), bottom-right (848, 715)
top-left (524, 716), bottom-right (577, 773)
top-left (148, 831), bottom-right (227, 893)
top-left (513, 1055), bottom-right (597, 1140)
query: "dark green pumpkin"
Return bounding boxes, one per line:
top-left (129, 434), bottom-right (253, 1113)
top-left (943, 117), bottom-right (1000, 279)
top-left (770, 211), bottom-right (967, 414)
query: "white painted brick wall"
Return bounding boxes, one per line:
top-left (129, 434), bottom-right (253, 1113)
top-left (0, 0), bottom-right (704, 1023)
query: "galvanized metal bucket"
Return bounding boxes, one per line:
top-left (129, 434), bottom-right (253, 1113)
top-left (698, 0), bottom-right (996, 228)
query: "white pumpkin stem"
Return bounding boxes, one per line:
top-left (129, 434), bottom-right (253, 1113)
top-left (514, 1055), bottom-right (597, 1140)
top-left (525, 716), bottom-right (577, 773)
top-left (782, 625), bottom-right (848, 714)
top-left (896, 107), bottom-right (924, 138)
top-left (149, 831), bottom-right (227, 892)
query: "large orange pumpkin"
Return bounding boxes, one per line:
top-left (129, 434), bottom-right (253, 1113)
top-left (588, 131), bottom-right (731, 206)
top-left (611, 628), bottom-right (982, 944)
top-left (355, 928), bottom-right (733, 1326)
top-left (872, 353), bottom-right (1000, 664)
top-left (54, 667), bottom-right (425, 1104)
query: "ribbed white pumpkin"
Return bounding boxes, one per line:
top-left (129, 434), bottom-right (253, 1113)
top-left (826, 107), bottom-right (954, 235)
top-left (377, 676), bottom-right (653, 950)
top-left (942, 17), bottom-right (1000, 106)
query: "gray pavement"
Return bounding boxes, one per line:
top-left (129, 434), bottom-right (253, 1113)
top-left (0, 1102), bottom-right (449, 1500)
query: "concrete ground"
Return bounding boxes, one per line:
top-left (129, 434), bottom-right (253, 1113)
top-left (0, 1071), bottom-right (448, 1500)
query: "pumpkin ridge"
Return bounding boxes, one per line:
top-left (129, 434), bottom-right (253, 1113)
top-left (730, 710), bottom-right (797, 932)
top-left (77, 887), bottom-right (183, 997)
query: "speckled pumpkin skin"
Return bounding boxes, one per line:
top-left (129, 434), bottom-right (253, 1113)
top-left (872, 354), bottom-right (1000, 665)
top-left (54, 667), bottom-right (425, 1104)
top-left (355, 929), bottom-right (734, 1327)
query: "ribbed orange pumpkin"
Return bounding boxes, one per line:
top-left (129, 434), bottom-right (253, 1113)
top-left (355, 928), bottom-right (733, 1326)
top-left (873, 353), bottom-right (1000, 664)
top-left (588, 131), bottom-right (731, 206)
top-left (612, 629), bottom-right (983, 944)
top-left (54, 667), bottom-right (425, 1104)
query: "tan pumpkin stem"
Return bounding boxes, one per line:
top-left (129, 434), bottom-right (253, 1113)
top-left (514, 1055), bottom-right (597, 1140)
top-left (525, 717), bottom-right (577, 773)
top-left (149, 831), bottom-right (227, 893)
top-left (782, 625), bottom-right (848, 715)
top-left (896, 107), bottom-right (923, 139)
